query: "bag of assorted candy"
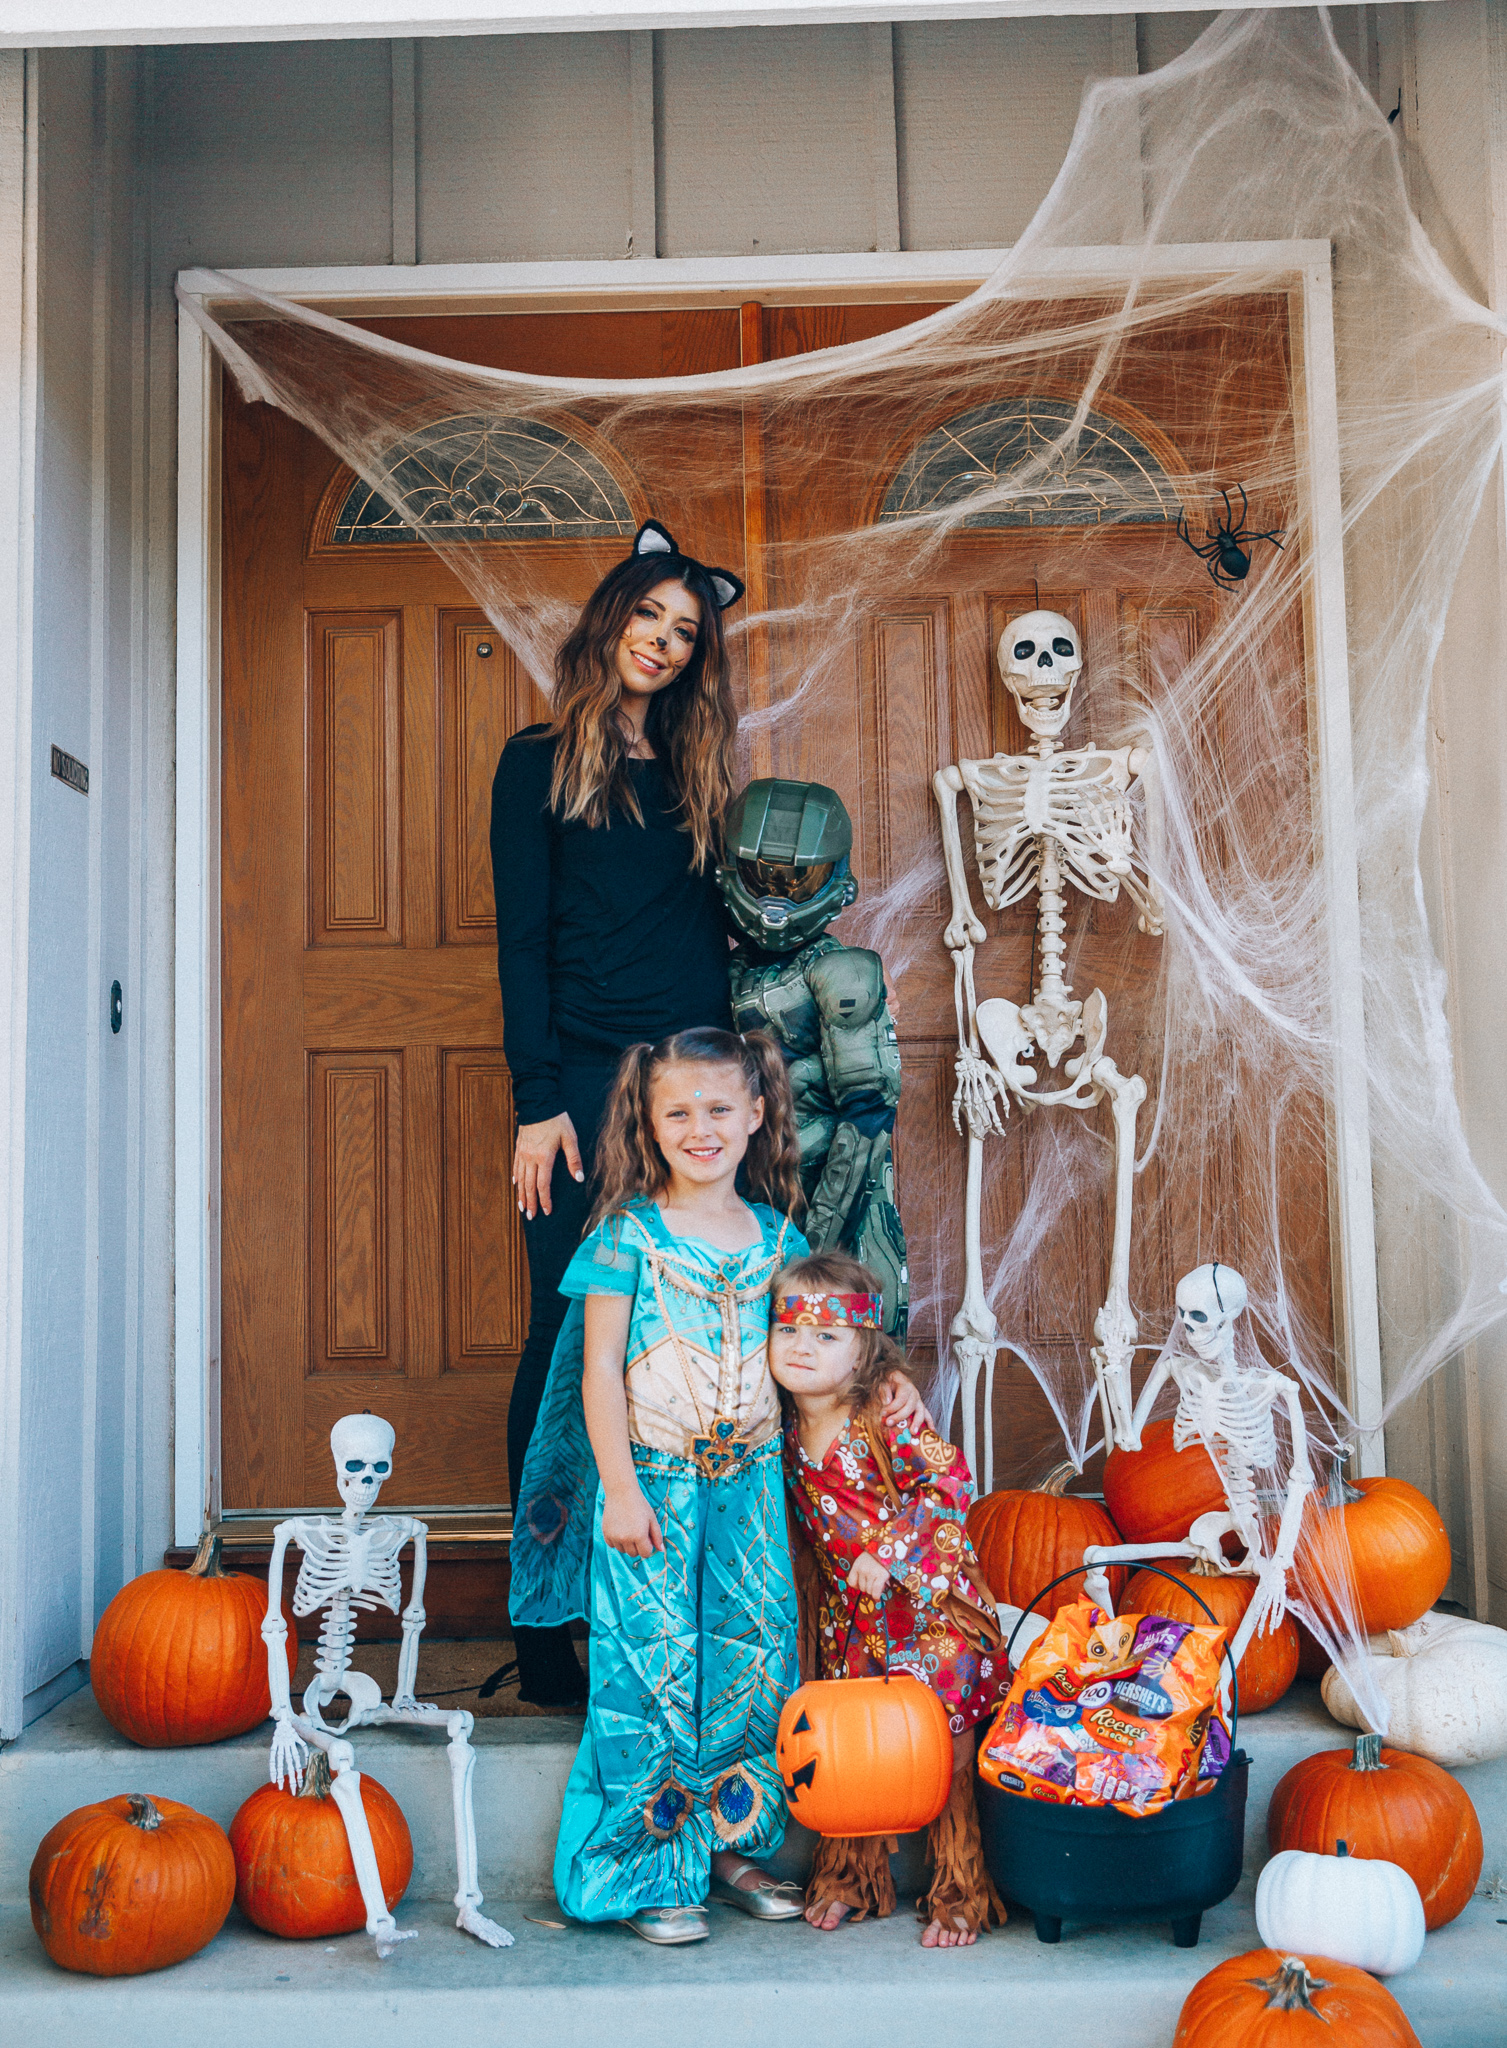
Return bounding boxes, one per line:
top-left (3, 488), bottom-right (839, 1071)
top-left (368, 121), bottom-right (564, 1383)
top-left (977, 1600), bottom-right (1231, 1816)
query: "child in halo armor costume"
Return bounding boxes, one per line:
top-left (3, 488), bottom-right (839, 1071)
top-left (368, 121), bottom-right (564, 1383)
top-left (718, 780), bottom-right (909, 1340)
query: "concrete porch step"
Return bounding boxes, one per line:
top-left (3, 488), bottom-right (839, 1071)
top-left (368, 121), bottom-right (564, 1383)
top-left (5, 1678), bottom-right (1506, 1907)
top-left (5, 1679), bottom-right (1506, 2047)
top-left (4, 1889), bottom-right (1505, 2048)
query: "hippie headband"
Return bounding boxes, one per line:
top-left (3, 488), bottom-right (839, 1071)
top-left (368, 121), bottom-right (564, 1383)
top-left (773, 1292), bottom-right (883, 1330)
top-left (631, 519), bottom-right (745, 612)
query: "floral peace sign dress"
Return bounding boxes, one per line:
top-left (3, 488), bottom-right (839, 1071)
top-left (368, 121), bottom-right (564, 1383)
top-left (511, 1197), bottom-right (806, 1923)
top-left (785, 1409), bottom-right (1008, 1734)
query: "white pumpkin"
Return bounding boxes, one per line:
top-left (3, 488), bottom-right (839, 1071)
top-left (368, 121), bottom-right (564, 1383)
top-left (1255, 1843), bottom-right (1425, 1977)
top-left (1322, 1613), bottom-right (1507, 1767)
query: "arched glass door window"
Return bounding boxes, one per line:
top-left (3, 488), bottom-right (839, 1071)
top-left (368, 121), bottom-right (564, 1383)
top-left (328, 414), bottom-right (636, 544)
top-left (878, 396), bottom-right (1181, 527)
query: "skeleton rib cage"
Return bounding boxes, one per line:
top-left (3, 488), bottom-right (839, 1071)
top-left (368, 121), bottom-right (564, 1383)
top-left (963, 756), bottom-right (1162, 928)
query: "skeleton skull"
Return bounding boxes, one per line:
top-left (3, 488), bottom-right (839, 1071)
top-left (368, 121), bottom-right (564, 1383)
top-left (331, 1412), bottom-right (395, 1513)
top-left (998, 610), bottom-right (1083, 739)
top-left (1174, 1262), bottom-right (1249, 1366)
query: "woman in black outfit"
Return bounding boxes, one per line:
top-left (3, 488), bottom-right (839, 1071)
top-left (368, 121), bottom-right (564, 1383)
top-left (489, 521), bottom-right (745, 1706)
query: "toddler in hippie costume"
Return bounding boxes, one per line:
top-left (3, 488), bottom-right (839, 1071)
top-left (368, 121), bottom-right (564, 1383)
top-left (509, 1030), bottom-right (928, 1945)
top-left (770, 1251), bottom-right (1010, 1946)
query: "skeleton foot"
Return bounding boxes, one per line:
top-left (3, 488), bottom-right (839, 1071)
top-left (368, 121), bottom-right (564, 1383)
top-left (372, 1921), bottom-right (419, 1959)
top-left (457, 1904), bottom-right (515, 1948)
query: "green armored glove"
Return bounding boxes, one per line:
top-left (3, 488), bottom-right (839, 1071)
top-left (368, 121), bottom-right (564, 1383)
top-left (719, 779), bottom-right (909, 1340)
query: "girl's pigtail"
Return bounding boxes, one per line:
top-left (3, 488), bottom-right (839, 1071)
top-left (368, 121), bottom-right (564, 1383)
top-left (588, 1043), bottom-right (663, 1229)
top-left (742, 1029), bottom-right (806, 1222)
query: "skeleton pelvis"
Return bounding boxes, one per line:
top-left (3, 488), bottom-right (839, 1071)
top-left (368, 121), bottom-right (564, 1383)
top-left (305, 1668), bottom-right (384, 1723)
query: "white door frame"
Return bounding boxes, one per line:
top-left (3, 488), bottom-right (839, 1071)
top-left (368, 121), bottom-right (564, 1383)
top-left (173, 239), bottom-right (1381, 1542)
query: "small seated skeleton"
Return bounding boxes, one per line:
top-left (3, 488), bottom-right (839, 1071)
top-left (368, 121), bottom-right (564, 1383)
top-left (932, 612), bottom-right (1163, 1482)
top-left (1082, 1262), bottom-right (1316, 1697)
top-left (260, 1413), bottom-right (513, 1957)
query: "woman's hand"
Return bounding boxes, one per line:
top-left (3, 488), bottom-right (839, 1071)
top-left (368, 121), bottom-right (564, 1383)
top-left (846, 1551), bottom-right (890, 1601)
top-left (513, 1112), bottom-right (584, 1220)
top-left (601, 1485), bottom-right (665, 1559)
top-left (881, 1369), bottom-right (934, 1435)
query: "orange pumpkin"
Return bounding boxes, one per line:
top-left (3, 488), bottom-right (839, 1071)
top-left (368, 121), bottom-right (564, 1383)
top-left (1172, 1949), bottom-right (1421, 2046)
top-left (1123, 1559), bottom-right (1299, 1714)
top-left (1268, 1731), bottom-right (1482, 1930)
top-left (966, 1461), bottom-right (1126, 1619)
top-left (776, 1673), bottom-right (951, 1837)
top-left (29, 1792), bottom-right (234, 1976)
top-left (1102, 1419), bottom-right (1228, 1547)
top-left (1296, 1474), bottom-right (1451, 1636)
top-left (230, 1750), bottom-right (413, 1938)
top-left (91, 1531), bottom-right (299, 1747)
top-left (1294, 1618), bottom-right (1330, 1680)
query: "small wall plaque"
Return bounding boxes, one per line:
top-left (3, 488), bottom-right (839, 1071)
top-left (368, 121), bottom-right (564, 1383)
top-left (50, 745), bottom-right (88, 796)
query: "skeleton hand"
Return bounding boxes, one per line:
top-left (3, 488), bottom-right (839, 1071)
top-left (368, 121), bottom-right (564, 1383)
top-left (951, 1048), bottom-right (1009, 1139)
top-left (268, 1712), bottom-right (308, 1791)
top-left (1248, 1554), bottom-right (1291, 1636)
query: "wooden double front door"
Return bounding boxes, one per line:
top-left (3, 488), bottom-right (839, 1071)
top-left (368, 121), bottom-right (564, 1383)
top-left (220, 293), bottom-right (1332, 1521)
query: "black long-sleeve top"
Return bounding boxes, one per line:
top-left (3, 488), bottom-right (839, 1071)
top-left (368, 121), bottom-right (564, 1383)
top-left (490, 726), bottom-right (734, 1124)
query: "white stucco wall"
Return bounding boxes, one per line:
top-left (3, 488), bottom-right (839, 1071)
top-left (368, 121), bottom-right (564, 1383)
top-left (2, 47), bottom-right (170, 1735)
top-left (1396, 0), bottom-right (1507, 1620)
top-left (4, 0), bottom-right (1505, 1730)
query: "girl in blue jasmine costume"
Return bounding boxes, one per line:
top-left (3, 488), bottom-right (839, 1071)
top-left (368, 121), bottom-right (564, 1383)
top-left (510, 1024), bottom-right (926, 1945)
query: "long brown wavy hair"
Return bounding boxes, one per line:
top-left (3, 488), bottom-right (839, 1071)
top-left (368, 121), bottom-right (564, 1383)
top-left (548, 550), bottom-right (738, 873)
top-left (770, 1250), bottom-right (906, 1409)
top-left (589, 1028), bottom-right (804, 1230)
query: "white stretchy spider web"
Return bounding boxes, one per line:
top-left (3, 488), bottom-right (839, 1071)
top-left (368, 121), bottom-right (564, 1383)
top-left (182, 11), bottom-right (1507, 1731)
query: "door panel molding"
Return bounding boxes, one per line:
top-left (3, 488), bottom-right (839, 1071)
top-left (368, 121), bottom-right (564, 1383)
top-left (178, 240), bottom-right (1378, 1543)
top-left (306, 611), bottom-right (403, 948)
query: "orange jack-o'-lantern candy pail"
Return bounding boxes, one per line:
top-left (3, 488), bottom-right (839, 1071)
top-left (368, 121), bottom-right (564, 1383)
top-left (776, 1672), bottom-right (953, 1838)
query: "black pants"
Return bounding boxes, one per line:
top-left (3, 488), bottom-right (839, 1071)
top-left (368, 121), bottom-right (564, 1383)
top-left (507, 1053), bottom-right (619, 1701)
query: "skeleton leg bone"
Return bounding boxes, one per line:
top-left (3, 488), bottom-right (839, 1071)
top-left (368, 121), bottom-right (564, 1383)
top-left (953, 1121), bottom-right (1002, 1494)
top-left (1086, 1055), bottom-right (1147, 1453)
top-left (369, 1705), bottom-right (514, 1948)
top-left (298, 1724), bottom-right (416, 1957)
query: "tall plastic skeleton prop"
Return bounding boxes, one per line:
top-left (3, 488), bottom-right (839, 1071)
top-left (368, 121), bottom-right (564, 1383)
top-left (260, 1414), bottom-right (513, 1956)
top-left (933, 612), bottom-right (1163, 1486)
top-left (1082, 1262), bottom-right (1316, 1695)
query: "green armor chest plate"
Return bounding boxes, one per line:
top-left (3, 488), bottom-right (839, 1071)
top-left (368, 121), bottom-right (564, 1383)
top-left (728, 940), bottom-right (834, 1057)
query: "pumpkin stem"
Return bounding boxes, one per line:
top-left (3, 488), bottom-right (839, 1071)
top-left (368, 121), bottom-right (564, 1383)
top-left (1321, 1449), bottom-right (1362, 1509)
top-left (186, 1529), bottom-right (229, 1580)
top-left (1249, 1958), bottom-right (1333, 2012)
top-left (126, 1794), bottom-right (163, 1831)
top-left (299, 1750), bottom-right (334, 1799)
top-left (1336, 1840), bottom-right (1350, 1857)
top-left (1350, 1733), bottom-right (1384, 1772)
top-left (1036, 1461), bottom-right (1082, 1498)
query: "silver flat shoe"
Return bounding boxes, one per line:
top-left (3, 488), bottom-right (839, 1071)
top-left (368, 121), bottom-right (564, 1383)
top-left (621, 1905), bottom-right (709, 1945)
top-left (709, 1862), bottom-right (806, 1920)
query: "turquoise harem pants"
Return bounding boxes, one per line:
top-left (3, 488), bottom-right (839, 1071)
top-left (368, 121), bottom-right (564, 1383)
top-left (553, 1433), bottom-right (797, 1921)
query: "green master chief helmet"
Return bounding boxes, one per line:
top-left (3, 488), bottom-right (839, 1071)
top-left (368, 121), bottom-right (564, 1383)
top-left (718, 779), bottom-right (858, 954)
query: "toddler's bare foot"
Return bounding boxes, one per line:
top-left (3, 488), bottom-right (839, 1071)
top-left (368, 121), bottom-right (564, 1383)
top-left (804, 1898), bottom-right (853, 1931)
top-left (921, 1914), bottom-right (978, 1948)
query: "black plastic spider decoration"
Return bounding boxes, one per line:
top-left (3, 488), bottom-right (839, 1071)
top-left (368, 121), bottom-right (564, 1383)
top-left (1176, 485), bottom-right (1285, 590)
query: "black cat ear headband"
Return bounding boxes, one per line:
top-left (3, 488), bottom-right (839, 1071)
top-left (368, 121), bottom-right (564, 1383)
top-left (631, 519), bottom-right (745, 612)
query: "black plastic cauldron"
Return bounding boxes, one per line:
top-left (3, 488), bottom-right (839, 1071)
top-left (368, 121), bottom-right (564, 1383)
top-left (975, 1564), bottom-right (1249, 1949)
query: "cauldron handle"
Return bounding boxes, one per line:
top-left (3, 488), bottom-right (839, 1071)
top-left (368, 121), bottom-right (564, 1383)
top-left (1004, 1563), bottom-right (1241, 1745)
